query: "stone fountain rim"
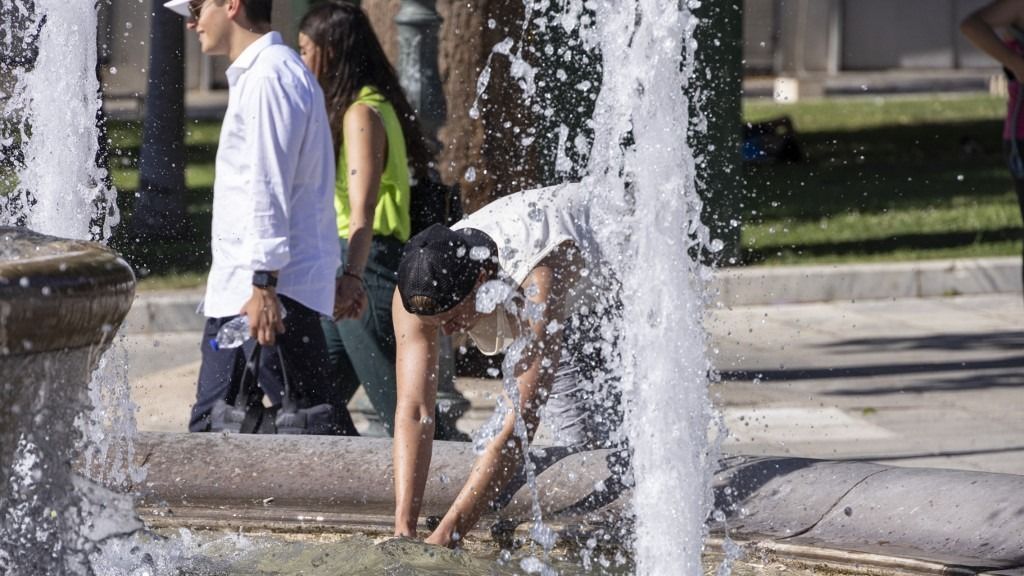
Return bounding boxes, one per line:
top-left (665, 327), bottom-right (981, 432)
top-left (0, 226), bottom-right (135, 356)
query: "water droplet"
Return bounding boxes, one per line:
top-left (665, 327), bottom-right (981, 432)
top-left (108, 66), bottom-right (118, 75)
top-left (464, 167), bottom-right (477, 182)
top-left (469, 246), bottom-right (491, 261)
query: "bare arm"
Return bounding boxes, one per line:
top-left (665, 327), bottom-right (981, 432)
top-left (425, 245), bottom-right (581, 547)
top-left (961, 0), bottom-right (1024, 80)
top-left (334, 104), bottom-right (386, 320)
top-left (392, 288), bottom-right (441, 537)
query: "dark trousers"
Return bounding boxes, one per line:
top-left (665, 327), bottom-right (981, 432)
top-left (189, 294), bottom-right (357, 434)
top-left (321, 236), bottom-right (402, 435)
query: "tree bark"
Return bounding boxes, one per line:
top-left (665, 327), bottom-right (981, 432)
top-left (365, 0), bottom-right (539, 212)
top-left (131, 0), bottom-right (188, 241)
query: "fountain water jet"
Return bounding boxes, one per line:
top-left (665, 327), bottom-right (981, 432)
top-left (1, 2), bottom-right (137, 574)
top-left (471, 0), bottom-right (718, 572)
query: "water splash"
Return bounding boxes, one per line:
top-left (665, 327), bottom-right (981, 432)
top-left (1, 0), bottom-right (120, 240)
top-left (585, 2), bottom-right (716, 573)
top-left (475, 0), bottom-right (719, 572)
top-left (0, 2), bottom-right (140, 574)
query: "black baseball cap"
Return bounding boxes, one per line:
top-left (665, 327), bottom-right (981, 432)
top-left (398, 224), bottom-right (497, 316)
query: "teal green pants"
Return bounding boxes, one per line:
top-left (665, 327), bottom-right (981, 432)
top-left (321, 236), bottom-right (402, 435)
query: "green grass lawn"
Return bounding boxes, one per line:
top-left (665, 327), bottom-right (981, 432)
top-left (105, 119), bottom-right (218, 290)
top-left (741, 94), bottom-right (1021, 264)
top-left (27, 93), bottom-right (1021, 289)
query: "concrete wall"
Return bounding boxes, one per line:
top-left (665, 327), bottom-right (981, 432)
top-left (744, 0), bottom-right (996, 76)
top-left (841, 0), bottom-right (990, 70)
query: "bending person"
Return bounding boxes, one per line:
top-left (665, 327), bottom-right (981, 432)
top-left (391, 183), bottom-right (620, 547)
top-left (298, 1), bottom-right (433, 435)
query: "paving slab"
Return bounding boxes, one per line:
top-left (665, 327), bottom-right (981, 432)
top-left (115, 264), bottom-right (1024, 568)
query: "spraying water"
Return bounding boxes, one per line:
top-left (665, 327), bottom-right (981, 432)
top-left (1, 2), bottom-right (139, 574)
top-left (473, 0), bottom-right (719, 573)
top-left (587, 3), bottom-right (717, 574)
top-left (1, 0), bottom-right (119, 240)
top-left (2, 0), bottom-right (717, 573)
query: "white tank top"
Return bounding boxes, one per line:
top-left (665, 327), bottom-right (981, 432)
top-left (452, 182), bottom-right (598, 355)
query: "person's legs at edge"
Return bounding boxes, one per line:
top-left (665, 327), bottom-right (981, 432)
top-left (277, 295), bottom-right (359, 435)
top-left (189, 317), bottom-right (250, 432)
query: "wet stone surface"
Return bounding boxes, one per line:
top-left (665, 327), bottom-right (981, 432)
top-left (90, 529), bottom-right (902, 576)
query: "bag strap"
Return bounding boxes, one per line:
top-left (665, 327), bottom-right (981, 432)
top-left (234, 343), bottom-right (262, 408)
top-left (235, 340), bottom-right (300, 415)
top-left (275, 345), bottom-right (299, 414)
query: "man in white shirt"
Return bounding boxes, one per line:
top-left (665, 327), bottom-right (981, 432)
top-left (163, 0), bottom-right (353, 434)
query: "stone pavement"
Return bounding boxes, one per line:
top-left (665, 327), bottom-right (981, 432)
top-left (115, 258), bottom-right (1024, 569)
top-left (120, 257), bottom-right (1024, 475)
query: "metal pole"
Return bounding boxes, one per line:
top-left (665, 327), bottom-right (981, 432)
top-left (395, 0), bottom-right (446, 146)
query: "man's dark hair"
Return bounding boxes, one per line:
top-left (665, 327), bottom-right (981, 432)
top-left (242, 0), bottom-right (273, 25)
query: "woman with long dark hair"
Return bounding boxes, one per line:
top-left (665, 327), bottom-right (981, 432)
top-left (299, 1), bottom-right (432, 435)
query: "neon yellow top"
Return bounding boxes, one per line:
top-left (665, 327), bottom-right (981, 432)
top-left (335, 86), bottom-right (411, 242)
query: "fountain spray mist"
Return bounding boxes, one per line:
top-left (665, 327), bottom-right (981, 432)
top-left (476, 0), bottom-right (719, 571)
top-left (586, 2), bottom-right (716, 573)
top-left (2, 0), bottom-right (119, 240)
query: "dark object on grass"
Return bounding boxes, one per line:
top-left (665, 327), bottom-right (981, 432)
top-left (743, 115), bottom-right (803, 164)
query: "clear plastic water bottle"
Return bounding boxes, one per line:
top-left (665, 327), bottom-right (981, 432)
top-left (210, 306), bottom-right (287, 350)
top-left (211, 316), bottom-right (251, 350)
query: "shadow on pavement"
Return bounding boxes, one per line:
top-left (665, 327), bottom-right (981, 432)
top-left (821, 330), bottom-right (1024, 353)
top-left (722, 353), bottom-right (1024, 382)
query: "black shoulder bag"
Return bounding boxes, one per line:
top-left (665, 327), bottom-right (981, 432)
top-left (209, 344), bottom-right (336, 435)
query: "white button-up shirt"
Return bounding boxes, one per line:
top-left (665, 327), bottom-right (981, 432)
top-left (203, 32), bottom-right (339, 318)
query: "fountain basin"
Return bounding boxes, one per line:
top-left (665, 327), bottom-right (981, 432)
top-left (0, 226), bottom-right (135, 355)
top-left (127, 435), bottom-right (1024, 573)
top-left (0, 226), bottom-right (136, 573)
top-left (129, 432), bottom-right (627, 541)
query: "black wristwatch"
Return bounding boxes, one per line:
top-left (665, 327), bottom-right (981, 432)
top-left (252, 270), bottom-right (278, 288)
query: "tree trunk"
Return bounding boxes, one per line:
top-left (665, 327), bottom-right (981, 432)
top-left (131, 0), bottom-right (188, 242)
